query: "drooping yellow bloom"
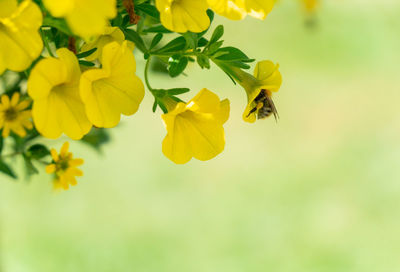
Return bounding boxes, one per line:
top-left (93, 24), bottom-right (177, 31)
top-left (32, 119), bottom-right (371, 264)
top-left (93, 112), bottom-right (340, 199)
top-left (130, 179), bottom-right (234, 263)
top-left (80, 41), bottom-right (145, 128)
top-left (161, 88), bottom-right (230, 164)
top-left (27, 48), bottom-right (92, 140)
top-left (0, 93), bottom-right (33, 138)
top-left (156, 0), bottom-right (210, 33)
top-left (0, 0), bottom-right (42, 75)
top-left (233, 60), bottom-right (282, 123)
top-left (302, 0), bottom-right (319, 13)
top-left (42, 0), bottom-right (117, 38)
top-left (46, 142), bottom-right (84, 190)
top-left (80, 27), bottom-right (126, 61)
top-left (207, 0), bottom-right (274, 20)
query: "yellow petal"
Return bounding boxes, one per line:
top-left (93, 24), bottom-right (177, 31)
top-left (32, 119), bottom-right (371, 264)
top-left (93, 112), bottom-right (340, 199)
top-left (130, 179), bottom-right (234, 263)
top-left (254, 61), bottom-right (282, 92)
top-left (50, 148), bottom-right (58, 162)
top-left (186, 88), bottom-right (221, 114)
top-left (0, 0), bottom-right (43, 72)
top-left (1, 95), bottom-right (10, 107)
top-left (60, 142), bottom-right (69, 157)
top-left (207, 0), bottom-right (247, 20)
top-left (0, 0), bottom-right (18, 18)
top-left (69, 158), bottom-right (84, 167)
top-left (65, 0), bottom-right (117, 38)
top-left (10, 92), bottom-right (20, 106)
top-left (157, 0), bottom-right (210, 33)
top-left (45, 164), bottom-right (56, 174)
top-left (244, 0), bottom-right (274, 20)
top-left (80, 41), bottom-right (144, 128)
top-left (215, 99), bottom-right (230, 124)
top-left (2, 124), bottom-right (10, 138)
top-left (42, 0), bottom-right (74, 17)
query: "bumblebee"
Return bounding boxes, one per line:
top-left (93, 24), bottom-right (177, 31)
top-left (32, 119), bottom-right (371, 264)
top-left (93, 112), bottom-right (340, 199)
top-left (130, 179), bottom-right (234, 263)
top-left (247, 89), bottom-right (279, 121)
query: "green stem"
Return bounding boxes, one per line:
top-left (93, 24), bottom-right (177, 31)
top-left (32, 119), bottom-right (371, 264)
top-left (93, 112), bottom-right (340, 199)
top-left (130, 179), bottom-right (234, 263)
top-left (144, 56), bottom-right (154, 94)
top-left (40, 28), bottom-right (55, 57)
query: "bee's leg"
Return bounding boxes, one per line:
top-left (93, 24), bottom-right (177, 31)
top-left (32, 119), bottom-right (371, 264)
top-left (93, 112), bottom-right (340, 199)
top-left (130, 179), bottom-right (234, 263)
top-left (246, 102), bottom-right (264, 118)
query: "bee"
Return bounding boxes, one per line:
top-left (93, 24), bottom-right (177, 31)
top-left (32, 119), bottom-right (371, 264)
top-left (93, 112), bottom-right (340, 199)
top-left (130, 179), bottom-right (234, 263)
top-left (246, 89), bottom-right (279, 121)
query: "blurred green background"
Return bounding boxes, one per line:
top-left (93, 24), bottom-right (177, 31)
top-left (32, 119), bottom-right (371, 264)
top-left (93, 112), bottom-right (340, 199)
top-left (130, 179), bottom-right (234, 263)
top-left (2, 0), bottom-right (400, 271)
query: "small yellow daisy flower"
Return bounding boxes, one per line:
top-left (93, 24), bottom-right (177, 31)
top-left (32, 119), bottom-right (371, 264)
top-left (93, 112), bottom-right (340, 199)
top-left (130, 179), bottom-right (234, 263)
top-left (46, 142), bottom-right (84, 190)
top-left (0, 93), bottom-right (33, 138)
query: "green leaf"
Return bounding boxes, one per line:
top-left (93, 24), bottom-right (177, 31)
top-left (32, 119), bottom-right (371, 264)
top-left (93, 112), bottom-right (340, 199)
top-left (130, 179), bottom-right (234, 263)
top-left (198, 37), bottom-right (208, 47)
top-left (208, 40), bottom-right (224, 55)
top-left (78, 60), bottom-right (95, 67)
top-left (143, 25), bottom-right (172, 34)
top-left (76, 48), bottom-right (97, 59)
top-left (209, 25), bottom-right (224, 45)
top-left (152, 99), bottom-right (158, 113)
top-left (150, 33), bottom-right (163, 50)
top-left (183, 32), bottom-right (198, 49)
top-left (155, 37), bottom-right (187, 54)
top-left (214, 46), bottom-right (251, 61)
top-left (168, 55), bottom-right (189, 77)
top-left (27, 144), bottom-right (51, 160)
top-left (0, 160), bottom-right (16, 179)
top-left (123, 28), bottom-right (148, 53)
top-left (136, 3), bottom-right (160, 20)
top-left (0, 137), bottom-right (3, 155)
top-left (81, 128), bottom-right (110, 151)
top-left (197, 54), bottom-right (211, 69)
top-left (42, 17), bottom-right (72, 35)
top-left (23, 154), bottom-right (39, 177)
top-left (167, 88), bottom-right (190, 95)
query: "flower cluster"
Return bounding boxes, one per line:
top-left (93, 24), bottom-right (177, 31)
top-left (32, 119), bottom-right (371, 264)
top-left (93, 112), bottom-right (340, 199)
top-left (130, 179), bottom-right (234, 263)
top-left (0, 0), bottom-right (284, 189)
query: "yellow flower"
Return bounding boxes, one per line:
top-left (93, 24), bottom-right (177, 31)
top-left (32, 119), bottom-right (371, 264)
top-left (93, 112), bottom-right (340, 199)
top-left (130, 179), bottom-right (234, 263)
top-left (302, 0), bottom-right (319, 13)
top-left (27, 48), bottom-right (92, 140)
top-left (42, 0), bottom-right (117, 38)
top-left (46, 142), bottom-right (84, 190)
top-left (161, 88), bottom-right (230, 164)
top-left (80, 41), bottom-right (145, 128)
top-left (0, 0), bottom-right (42, 75)
top-left (80, 27), bottom-right (126, 61)
top-left (207, 0), bottom-right (274, 20)
top-left (233, 60), bottom-right (282, 123)
top-left (0, 93), bottom-right (32, 138)
top-left (156, 0), bottom-right (210, 33)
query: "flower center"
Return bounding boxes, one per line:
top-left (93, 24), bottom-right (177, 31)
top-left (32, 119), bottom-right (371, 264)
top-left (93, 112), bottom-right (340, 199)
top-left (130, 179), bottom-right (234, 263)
top-left (56, 157), bottom-right (70, 172)
top-left (4, 107), bottom-right (18, 121)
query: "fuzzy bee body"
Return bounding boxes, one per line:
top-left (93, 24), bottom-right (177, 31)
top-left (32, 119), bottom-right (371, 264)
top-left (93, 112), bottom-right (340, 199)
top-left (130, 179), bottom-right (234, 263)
top-left (247, 89), bottom-right (279, 121)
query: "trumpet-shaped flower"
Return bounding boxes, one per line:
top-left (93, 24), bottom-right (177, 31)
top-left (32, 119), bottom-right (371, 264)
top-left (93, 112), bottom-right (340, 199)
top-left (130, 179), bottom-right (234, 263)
top-left (46, 142), bottom-right (84, 190)
top-left (233, 60), bottom-right (282, 123)
top-left (80, 27), bottom-right (126, 61)
top-left (0, 0), bottom-right (42, 74)
top-left (156, 0), bottom-right (210, 33)
top-left (207, 0), bottom-right (274, 20)
top-left (0, 93), bottom-right (33, 138)
top-left (27, 48), bottom-right (92, 140)
top-left (80, 41), bottom-right (145, 128)
top-left (161, 89), bottom-right (230, 164)
top-left (42, 0), bottom-right (117, 38)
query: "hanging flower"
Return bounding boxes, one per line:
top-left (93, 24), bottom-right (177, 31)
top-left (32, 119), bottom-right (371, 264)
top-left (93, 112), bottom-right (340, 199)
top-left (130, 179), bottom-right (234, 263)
top-left (161, 88), bottom-right (230, 164)
top-left (0, 0), bottom-right (42, 75)
top-left (42, 0), bottom-right (117, 38)
top-left (46, 142), bottom-right (84, 190)
top-left (27, 48), bottom-right (92, 140)
top-left (233, 60), bottom-right (282, 123)
top-left (207, 0), bottom-right (274, 21)
top-left (80, 41), bottom-right (145, 128)
top-left (302, 0), bottom-right (319, 13)
top-left (0, 93), bottom-right (32, 138)
top-left (156, 0), bottom-right (210, 33)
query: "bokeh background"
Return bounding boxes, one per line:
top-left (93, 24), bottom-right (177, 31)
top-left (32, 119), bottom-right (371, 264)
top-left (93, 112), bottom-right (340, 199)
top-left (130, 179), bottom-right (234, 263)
top-left (2, 0), bottom-right (400, 271)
